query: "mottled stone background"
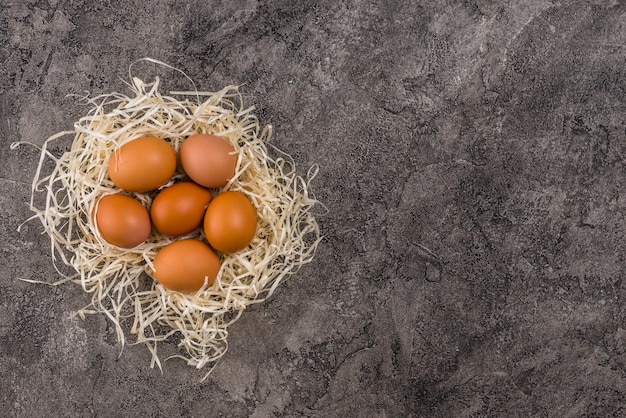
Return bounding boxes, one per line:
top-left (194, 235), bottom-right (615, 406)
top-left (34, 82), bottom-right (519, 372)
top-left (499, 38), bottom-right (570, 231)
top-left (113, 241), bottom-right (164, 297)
top-left (2, 0), bottom-right (626, 416)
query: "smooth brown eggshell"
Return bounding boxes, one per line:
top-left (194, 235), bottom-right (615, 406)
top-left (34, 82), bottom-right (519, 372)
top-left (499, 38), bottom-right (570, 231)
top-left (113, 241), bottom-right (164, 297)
top-left (150, 182), bottom-right (212, 236)
top-left (152, 239), bottom-right (221, 293)
top-left (179, 134), bottom-right (238, 188)
top-left (94, 194), bottom-right (151, 248)
top-left (108, 136), bottom-right (177, 192)
top-left (203, 191), bottom-right (257, 253)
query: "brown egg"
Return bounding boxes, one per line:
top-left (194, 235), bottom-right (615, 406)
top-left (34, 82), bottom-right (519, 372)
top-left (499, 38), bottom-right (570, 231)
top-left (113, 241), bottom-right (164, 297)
top-left (203, 191), bottom-right (257, 253)
top-left (179, 134), bottom-right (238, 188)
top-left (150, 182), bottom-right (212, 236)
top-left (108, 136), bottom-right (176, 192)
top-left (94, 194), bottom-right (151, 248)
top-left (152, 239), bottom-right (220, 293)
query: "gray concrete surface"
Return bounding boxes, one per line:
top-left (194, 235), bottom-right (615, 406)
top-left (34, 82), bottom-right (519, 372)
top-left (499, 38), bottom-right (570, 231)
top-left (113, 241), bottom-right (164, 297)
top-left (2, 0), bottom-right (626, 416)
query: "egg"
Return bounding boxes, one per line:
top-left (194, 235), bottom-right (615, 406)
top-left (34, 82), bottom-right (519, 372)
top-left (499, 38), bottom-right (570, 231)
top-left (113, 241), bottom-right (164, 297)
top-left (179, 133), bottom-right (238, 188)
top-left (94, 194), bottom-right (151, 248)
top-left (108, 136), bottom-right (177, 192)
top-left (203, 191), bottom-right (257, 253)
top-left (150, 182), bottom-right (212, 236)
top-left (151, 239), bottom-right (221, 293)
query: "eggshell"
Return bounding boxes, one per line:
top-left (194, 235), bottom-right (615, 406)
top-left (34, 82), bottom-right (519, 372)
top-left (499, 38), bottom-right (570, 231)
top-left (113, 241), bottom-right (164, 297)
top-left (203, 191), bottom-right (257, 253)
top-left (94, 194), bottom-right (151, 248)
top-left (179, 134), bottom-right (238, 188)
top-left (108, 136), bottom-right (176, 192)
top-left (150, 182), bottom-right (212, 236)
top-left (152, 239), bottom-right (220, 293)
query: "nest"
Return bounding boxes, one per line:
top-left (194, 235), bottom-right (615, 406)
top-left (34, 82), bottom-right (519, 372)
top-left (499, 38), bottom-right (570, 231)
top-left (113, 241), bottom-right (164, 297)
top-left (13, 65), bottom-right (320, 378)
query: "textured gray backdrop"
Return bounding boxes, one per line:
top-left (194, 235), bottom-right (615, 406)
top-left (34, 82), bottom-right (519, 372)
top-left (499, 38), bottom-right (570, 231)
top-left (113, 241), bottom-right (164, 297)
top-left (2, 0), bottom-right (626, 417)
